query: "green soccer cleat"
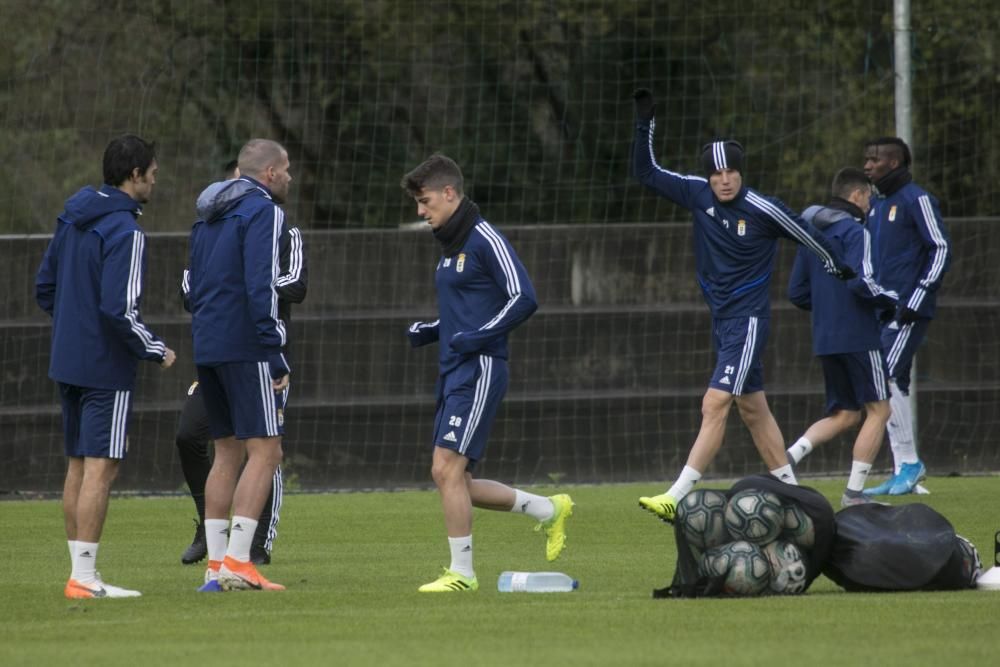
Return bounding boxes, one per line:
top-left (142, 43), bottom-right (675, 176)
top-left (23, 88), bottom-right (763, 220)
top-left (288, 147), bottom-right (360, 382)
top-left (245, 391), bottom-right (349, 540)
top-left (418, 568), bottom-right (479, 593)
top-left (535, 494), bottom-right (574, 562)
top-left (638, 493), bottom-right (677, 523)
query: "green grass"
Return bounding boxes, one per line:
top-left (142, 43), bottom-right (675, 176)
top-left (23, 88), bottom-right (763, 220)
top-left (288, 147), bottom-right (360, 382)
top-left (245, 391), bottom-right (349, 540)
top-left (3, 477), bottom-right (1000, 666)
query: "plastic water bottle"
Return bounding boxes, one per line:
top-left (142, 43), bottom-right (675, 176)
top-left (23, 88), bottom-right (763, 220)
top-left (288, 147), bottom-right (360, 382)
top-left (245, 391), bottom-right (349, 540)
top-left (497, 571), bottom-right (578, 593)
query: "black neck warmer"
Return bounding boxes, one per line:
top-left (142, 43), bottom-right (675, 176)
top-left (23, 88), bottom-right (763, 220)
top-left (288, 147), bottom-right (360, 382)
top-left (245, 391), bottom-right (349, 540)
top-left (433, 197), bottom-right (480, 257)
top-left (874, 166), bottom-right (912, 197)
top-left (827, 196), bottom-right (866, 221)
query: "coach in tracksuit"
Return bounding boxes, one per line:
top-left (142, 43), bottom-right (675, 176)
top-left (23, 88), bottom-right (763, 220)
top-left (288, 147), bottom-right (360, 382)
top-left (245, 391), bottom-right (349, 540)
top-left (862, 137), bottom-right (951, 496)
top-left (403, 154), bottom-right (574, 593)
top-left (786, 167), bottom-right (898, 507)
top-left (629, 89), bottom-right (854, 524)
top-left (177, 167), bottom-right (308, 566)
top-left (187, 139), bottom-right (291, 592)
top-left (36, 134), bottom-right (177, 599)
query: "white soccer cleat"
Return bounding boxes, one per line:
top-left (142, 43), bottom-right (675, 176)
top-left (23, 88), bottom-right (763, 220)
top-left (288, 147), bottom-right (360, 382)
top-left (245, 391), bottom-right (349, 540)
top-left (65, 576), bottom-right (141, 599)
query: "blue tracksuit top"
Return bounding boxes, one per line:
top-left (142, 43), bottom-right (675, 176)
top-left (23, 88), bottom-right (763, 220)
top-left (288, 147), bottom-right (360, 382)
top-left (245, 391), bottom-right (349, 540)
top-left (867, 181), bottom-right (950, 319)
top-left (407, 218), bottom-right (538, 375)
top-left (633, 118), bottom-right (847, 319)
top-left (35, 184), bottom-right (167, 390)
top-left (788, 205), bottom-right (898, 355)
top-left (187, 176), bottom-right (289, 377)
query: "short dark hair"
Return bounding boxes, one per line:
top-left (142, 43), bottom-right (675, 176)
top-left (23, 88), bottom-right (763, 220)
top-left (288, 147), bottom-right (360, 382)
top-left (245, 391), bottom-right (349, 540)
top-left (222, 159), bottom-right (239, 178)
top-left (864, 136), bottom-right (911, 167)
top-left (237, 139), bottom-right (287, 178)
top-left (831, 167), bottom-right (871, 199)
top-left (103, 134), bottom-right (156, 186)
top-left (400, 154), bottom-right (464, 196)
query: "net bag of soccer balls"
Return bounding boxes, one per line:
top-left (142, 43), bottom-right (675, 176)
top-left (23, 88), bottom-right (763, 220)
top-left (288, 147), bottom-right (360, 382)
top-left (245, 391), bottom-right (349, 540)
top-left (654, 474), bottom-right (836, 599)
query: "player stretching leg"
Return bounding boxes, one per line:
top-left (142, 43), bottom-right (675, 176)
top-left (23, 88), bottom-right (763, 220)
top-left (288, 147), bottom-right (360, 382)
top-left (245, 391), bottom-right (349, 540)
top-left (402, 155), bottom-right (574, 592)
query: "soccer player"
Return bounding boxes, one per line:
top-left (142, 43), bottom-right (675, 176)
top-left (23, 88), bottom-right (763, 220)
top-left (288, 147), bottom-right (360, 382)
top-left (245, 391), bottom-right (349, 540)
top-left (36, 134), bottom-right (177, 598)
top-left (629, 89), bottom-right (853, 522)
top-left (176, 160), bottom-right (307, 566)
top-left (187, 139), bottom-right (292, 592)
top-left (402, 154), bottom-right (574, 592)
top-left (861, 137), bottom-right (950, 496)
top-left (785, 168), bottom-right (898, 507)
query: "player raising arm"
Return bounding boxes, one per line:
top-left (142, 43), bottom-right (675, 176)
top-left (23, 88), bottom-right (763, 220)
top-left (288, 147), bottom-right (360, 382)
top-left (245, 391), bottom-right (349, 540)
top-left (630, 88), bottom-right (853, 523)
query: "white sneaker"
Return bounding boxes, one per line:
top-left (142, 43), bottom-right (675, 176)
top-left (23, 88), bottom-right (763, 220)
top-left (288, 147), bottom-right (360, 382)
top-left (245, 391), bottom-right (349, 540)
top-left (65, 574), bottom-right (141, 599)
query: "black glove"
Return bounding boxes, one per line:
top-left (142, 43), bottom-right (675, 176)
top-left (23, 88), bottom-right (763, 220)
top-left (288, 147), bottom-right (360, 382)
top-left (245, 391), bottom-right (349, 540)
top-left (878, 307), bottom-right (896, 324)
top-left (828, 263), bottom-right (856, 280)
top-left (896, 304), bottom-right (920, 325)
top-left (633, 88), bottom-right (655, 122)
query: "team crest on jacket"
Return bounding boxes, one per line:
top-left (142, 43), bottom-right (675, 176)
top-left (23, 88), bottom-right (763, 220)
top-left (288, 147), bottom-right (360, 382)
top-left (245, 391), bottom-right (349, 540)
top-left (456, 253), bottom-right (466, 273)
top-left (888, 205), bottom-right (897, 222)
top-left (737, 219), bottom-right (746, 236)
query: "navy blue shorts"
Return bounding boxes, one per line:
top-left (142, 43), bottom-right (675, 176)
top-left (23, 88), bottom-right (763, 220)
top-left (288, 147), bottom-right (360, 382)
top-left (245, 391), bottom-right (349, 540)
top-left (709, 316), bottom-right (769, 395)
top-left (197, 362), bottom-right (287, 440)
top-left (819, 350), bottom-right (890, 413)
top-left (432, 355), bottom-right (508, 467)
top-left (58, 383), bottom-right (131, 459)
top-left (880, 318), bottom-right (930, 394)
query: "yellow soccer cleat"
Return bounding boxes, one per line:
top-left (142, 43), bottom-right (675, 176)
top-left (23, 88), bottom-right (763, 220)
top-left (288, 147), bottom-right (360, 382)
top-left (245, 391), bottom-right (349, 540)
top-left (536, 494), bottom-right (574, 562)
top-left (418, 568), bottom-right (479, 593)
top-left (638, 493), bottom-right (678, 523)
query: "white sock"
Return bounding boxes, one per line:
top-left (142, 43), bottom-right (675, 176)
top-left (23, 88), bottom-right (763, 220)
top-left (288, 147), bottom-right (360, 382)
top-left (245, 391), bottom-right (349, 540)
top-left (204, 519), bottom-right (230, 563)
top-left (511, 490), bottom-right (554, 521)
top-left (71, 541), bottom-right (99, 583)
top-left (887, 380), bottom-right (918, 469)
top-left (225, 516), bottom-right (258, 562)
top-left (448, 535), bottom-right (474, 578)
top-left (847, 460), bottom-right (873, 492)
top-left (787, 436), bottom-right (813, 464)
top-left (666, 465), bottom-right (702, 501)
top-left (770, 464), bottom-right (798, 485)
top-left (68, 539), bottom-right (78, 570)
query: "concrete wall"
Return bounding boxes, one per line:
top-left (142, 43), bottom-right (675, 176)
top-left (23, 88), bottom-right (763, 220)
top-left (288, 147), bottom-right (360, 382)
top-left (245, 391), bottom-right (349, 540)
top-left (3, 219), bottom-right (998, 492)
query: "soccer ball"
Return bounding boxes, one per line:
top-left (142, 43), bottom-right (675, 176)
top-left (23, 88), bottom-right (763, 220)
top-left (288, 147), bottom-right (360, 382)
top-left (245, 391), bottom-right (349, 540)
top-left (676, 490), bottom-right (730, 551)
top-left (780, 501), bottom-right (816, 550)
top-left (955, 535), bottom-right (983, 588)
top-left (701, 540), bottom-right (771, 596)
top-left (762, 539), bottom-right (809, 594)
top-left (724, 490), bottom-right (783, 545)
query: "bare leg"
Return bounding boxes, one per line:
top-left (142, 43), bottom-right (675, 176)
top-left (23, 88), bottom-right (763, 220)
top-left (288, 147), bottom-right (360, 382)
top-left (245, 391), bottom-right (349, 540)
top-left (63, 457), bottom-right (84, 540)
top-left (205, 436), bottom-right (244, 520)
top-left (734, 391), bottom-right (786, 470)
top-left (685, 388), bottom-right (735, 471)
top-left (232, 436), bottom-right (283, 520)
top-left (468, 476), bottom-right (516, 511)
top-left (74, 457), bottom-right (120, 543)
top-left (853, 400), bottom-right (891, 464)
top-left (801, 410), bottom-right (861, 448)
top-left (430, 446), bottom-right (473, 537)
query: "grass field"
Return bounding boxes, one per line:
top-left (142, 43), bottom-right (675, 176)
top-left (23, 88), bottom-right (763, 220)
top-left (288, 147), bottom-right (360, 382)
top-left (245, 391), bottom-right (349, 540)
top-left (3, 477), bottom-right (999, 666)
